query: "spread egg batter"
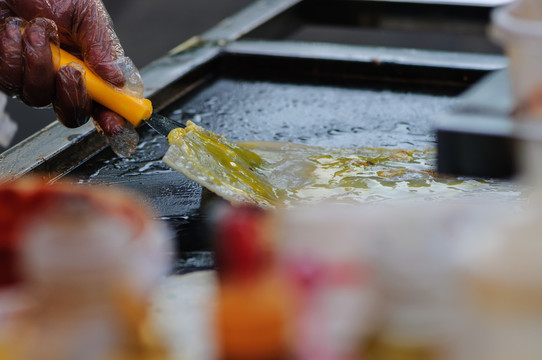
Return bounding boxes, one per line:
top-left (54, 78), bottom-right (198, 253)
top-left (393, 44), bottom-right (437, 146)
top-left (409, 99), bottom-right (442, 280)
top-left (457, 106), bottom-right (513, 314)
top-left (163, 121), bottom-right (519, 208)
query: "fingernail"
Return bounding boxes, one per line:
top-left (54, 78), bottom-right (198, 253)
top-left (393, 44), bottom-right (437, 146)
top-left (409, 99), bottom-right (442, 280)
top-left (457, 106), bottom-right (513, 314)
top-left (26, 28), bottom-right (47, 47)
top-left (5, 17), bottom-right (24, 28)
top-left (4, 19), bottom-right (22, 40)
top-left (99, 112), bottom-right (125, 136)
top-left (4, 24), bottom-right (19, 40)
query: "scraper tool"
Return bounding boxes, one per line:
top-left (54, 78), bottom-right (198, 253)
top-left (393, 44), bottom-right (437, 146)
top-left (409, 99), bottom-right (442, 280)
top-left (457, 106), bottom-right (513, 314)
top-left (51, 44), bottom-right (183, 137)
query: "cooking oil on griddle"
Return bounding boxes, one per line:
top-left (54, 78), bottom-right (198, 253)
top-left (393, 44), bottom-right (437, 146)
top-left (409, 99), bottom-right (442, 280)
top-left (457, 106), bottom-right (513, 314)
top-left (72, 78), bottom-right (521, 213)
top-left (163, 120), bottom-right (520, 208)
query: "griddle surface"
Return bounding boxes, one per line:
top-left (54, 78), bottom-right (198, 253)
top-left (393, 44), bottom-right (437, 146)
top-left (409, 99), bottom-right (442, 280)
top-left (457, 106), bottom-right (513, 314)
top-left (165, 78), bottom-right (456, 149)
top-left (72, 78), bottom-right (456, 211)
top-left (69, 77), bottom-right (457, 263)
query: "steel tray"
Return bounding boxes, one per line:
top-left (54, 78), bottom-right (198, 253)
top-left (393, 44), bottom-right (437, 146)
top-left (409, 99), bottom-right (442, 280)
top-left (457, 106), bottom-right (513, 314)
top-left (76, 40), bottom-right (504, 272)
top-left (0, 0), bottom-right (507, 273)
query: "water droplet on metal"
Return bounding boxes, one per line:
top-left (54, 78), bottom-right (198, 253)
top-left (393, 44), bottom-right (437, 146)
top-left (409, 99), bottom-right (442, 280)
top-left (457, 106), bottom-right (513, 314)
top-left (327, 129), bottom-right (346, 136)
top-left (351, 127), bottom-right (365, 133)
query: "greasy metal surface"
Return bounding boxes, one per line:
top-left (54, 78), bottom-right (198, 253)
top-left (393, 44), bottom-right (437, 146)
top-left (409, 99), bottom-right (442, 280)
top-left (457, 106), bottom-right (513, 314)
top-left (69, 71), bottom-right (463, 253)
top-left (64, 41), bottom-right (504, 269)
top-left (0, 0), bottom-right (507, 181)
top-left (71, 128), bottom-right (201, 217)
top-left (163, 78), bottom-right (457, 149)
top-left (71, 75), bottom-right (459, 213)
top-left (0, 0), bottom-right (511, 274)
top-left (68, 39), bottom-right (501, 203)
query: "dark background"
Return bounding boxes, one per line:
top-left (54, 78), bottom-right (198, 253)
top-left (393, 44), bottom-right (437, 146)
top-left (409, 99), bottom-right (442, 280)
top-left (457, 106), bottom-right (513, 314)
top-left (4, 0), bottom-right (252, 148)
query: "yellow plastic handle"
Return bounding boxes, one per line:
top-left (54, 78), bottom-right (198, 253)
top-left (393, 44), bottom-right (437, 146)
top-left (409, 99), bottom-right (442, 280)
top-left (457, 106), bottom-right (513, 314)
top-left (50, 44), bottom-right (153, 127)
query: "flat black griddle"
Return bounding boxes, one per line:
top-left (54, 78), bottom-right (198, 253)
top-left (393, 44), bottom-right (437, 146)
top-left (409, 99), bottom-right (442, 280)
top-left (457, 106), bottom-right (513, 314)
top-left (0, 0), bottom-right (509, 273)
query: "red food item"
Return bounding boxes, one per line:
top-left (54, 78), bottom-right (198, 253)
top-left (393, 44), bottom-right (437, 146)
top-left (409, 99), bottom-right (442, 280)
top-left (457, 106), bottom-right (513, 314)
top-left (215, 206), bottom-right (270, 280)
top-left (214, 206), bottom-right (292, 360)
top-left (0, 186), bottom-right (31, 287)
top-left (0, 179), bottom-right (151, 287)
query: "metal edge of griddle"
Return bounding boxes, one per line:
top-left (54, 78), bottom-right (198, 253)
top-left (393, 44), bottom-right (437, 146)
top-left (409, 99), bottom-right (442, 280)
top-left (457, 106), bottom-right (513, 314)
top-left (224, 40), bottom-right (506, 72)
top-left (220, 40), bottom-right (507, 92)
top-left (0, 121), bottom-right (97, 183)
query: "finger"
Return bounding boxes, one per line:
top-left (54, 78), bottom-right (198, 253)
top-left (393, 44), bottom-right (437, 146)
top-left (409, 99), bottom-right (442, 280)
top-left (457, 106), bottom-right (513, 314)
top-left (92, 103), bottom-right (125, 136)
top-left (73, 1), bottom-right (125, 87)
top-left (3, 0), bottom-right (77, 49)
top-left (0, 17), bottom-right (24, 96)
top-left (53, 64), bottom-right (92, 128)
top-left (21, 18), bottom-right (57, 107)
top-left (93, 104), bottom-right (139, 157)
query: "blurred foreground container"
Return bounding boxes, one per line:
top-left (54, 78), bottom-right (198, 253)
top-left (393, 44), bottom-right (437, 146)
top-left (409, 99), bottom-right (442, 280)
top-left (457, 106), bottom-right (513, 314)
top-left (272, 199), bottom-right (532, 360)
top-left (0, 180), bottom-right (173, 360)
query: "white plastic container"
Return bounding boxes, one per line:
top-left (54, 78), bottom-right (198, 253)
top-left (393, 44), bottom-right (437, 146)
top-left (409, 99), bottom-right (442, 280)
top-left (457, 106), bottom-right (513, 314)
top-left (455, 207), bottom-right (542, 360)
top-left (492, 0), bottom-right (542, 114)
top-left (492, 0), bottom-right (542, 183)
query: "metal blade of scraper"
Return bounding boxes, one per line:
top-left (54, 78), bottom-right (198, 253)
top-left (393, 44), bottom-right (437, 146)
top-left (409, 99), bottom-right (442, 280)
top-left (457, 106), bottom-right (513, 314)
top-left (145, 113), bottom-right (185, 137)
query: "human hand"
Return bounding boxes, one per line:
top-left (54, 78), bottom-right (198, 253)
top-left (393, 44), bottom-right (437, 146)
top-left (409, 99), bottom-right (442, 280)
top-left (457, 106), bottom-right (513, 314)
top-left (0, 0), bottom-right (143, 155)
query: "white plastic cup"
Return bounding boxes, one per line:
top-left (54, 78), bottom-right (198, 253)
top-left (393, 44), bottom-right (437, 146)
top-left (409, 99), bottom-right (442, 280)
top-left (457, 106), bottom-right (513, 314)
top-left (492, 0), bottom-right (542, 115)
top-left (491, 0), bottom-right (542, 183)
